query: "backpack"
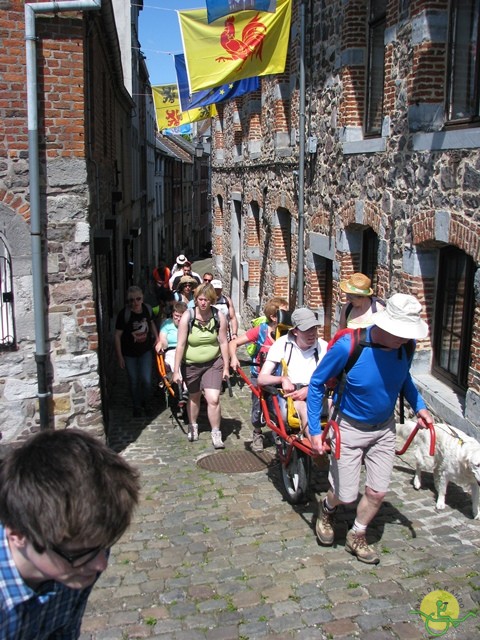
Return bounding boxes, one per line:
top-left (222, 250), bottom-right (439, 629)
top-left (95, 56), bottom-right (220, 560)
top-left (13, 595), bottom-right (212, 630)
top-left (344, 296), bottom-right (386, 321)
top-left (246, 320), bottom-right (269, 358)
top-left (326, 327), bottom-right (415, 399)
top-left (187, 306), bottom-right (220, 335)
top-left (216, 294), bottom-right (230, 309)
top-left (124, 302), bottom-right (153, 324)
top-left (247, 322), bottom-right (270, 375)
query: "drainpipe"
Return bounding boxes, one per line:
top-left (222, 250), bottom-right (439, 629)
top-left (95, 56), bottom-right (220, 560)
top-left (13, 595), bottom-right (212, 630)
top-left (297, 0), bottom-right (306, 306)
top-left (25, 0), bottom-right (101, 429)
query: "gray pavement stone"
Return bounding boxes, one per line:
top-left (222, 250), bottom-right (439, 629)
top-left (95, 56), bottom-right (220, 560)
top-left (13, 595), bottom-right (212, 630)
top-left (80, 364), bottom-right (480, 639)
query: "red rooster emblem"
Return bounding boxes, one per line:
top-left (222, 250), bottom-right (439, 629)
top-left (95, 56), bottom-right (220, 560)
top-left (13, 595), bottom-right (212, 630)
top-left (216, 13), bottom-right (267, 69)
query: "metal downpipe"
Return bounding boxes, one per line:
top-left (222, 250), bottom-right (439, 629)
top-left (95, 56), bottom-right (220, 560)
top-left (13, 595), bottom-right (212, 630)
top-left (25, 0), bottom-right (101, 429)
top-left (297, 0), bottom-right (306, 306)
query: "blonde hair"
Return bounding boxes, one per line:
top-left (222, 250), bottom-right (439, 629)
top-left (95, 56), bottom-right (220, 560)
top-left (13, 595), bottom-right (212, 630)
top-left (194, 283), bottom-right (217, 304)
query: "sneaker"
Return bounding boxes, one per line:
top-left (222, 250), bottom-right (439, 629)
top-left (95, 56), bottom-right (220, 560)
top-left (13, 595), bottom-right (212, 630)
top-left (345, 529), bottom-right (380, 564)
top-left (251, 429), bottom-right (264, 452)
top-left (315, 502), bottom-right (336, 545)
top-left (211, 429), bottom-right (225, 449)
top-left (187, 423), bottom-right (198, 442)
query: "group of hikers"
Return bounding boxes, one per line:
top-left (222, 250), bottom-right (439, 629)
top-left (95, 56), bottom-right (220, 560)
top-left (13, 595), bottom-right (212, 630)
top-left (114, 261), bottom-right (434, 565)
top-left (0, 265), bottom-right (436, 636)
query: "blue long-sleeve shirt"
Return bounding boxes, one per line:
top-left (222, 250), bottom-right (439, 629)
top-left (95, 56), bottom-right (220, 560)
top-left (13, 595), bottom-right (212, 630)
top-left (307, 327), bottom-right (427, 436)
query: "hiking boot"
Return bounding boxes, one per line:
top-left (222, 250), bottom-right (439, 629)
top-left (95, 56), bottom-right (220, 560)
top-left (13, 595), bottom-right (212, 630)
top-left (315, 502), bottom-right (336, 545)
top-left (251, 429), bottom-right (264, 452)
top-left (187, 423), bottom-right (198, 442)
top-left (345, 529), bottom-right (379, 564)
top-left (211, 429), bottom-right (225, 449)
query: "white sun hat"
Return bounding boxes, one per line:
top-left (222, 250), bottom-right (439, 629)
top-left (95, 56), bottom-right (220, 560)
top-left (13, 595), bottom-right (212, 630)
top-left (371, 293), bottom-right (428, 340)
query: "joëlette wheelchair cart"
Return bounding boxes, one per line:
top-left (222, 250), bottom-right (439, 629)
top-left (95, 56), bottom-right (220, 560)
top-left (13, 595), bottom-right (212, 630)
top-left (234, 309), bottom-right (436, 505)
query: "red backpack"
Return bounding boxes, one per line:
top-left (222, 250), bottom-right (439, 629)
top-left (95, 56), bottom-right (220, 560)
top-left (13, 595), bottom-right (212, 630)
top-left (326, 327), bottom-right (415, 393)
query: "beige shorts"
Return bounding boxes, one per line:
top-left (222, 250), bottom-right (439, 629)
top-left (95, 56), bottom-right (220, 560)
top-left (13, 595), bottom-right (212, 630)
top-left (328, 412), bottom-right (396, 503)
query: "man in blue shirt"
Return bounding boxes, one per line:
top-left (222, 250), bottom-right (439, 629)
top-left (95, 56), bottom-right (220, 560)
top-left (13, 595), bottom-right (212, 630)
top-left (307, 293), bottom-right (433, 564)
top-left (0, 428), bottom-right (140, 639)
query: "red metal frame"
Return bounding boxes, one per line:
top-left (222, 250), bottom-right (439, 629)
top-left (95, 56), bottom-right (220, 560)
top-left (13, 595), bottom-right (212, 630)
top-left (235, 366), bottom-right (435, 462)
top-left (235, 366), bottom-right (341, 461)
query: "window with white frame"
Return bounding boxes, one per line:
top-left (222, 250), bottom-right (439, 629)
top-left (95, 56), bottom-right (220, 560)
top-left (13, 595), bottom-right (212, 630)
top-left (0, 234), bottom-right (16, 351)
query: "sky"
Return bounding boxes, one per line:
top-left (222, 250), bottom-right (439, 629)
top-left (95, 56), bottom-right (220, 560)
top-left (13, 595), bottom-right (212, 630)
top-left (139, 1), bottom-right (204, 87)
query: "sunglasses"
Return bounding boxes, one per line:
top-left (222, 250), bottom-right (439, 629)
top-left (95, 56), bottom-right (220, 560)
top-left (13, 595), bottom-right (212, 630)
top-left (203, 278), bottom-right (212, 282)
top-left (51, 543), bottom-right (105, 568)
top-left (128, 297), bottom-right (142, 303)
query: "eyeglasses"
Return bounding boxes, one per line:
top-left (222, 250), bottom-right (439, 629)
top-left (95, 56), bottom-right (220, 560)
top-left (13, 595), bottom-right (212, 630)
top-left (203, 278), bottom-right (213, 283)
top-left (128, 297), bottom-right (142, 303)
top-left (51, 543), bottom-right (105, 568)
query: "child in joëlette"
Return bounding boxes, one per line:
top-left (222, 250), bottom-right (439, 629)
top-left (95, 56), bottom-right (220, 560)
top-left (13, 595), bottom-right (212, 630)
top-left (0, 428), bottom-right (140, 640)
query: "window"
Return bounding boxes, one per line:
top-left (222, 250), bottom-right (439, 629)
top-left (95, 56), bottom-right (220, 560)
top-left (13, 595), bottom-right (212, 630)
top-left (0, 235), bottom-right (16, 351)
top-left (433, 247), bottom-right (474, 391)
top-left (446, 0), bottom-right (480, 124)
top-left (365, 0), bottom-right (386, 136)
top-left (360, 227), bottom-right (380, 289)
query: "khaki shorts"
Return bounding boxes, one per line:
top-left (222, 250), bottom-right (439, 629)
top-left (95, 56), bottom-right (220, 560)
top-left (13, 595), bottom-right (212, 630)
top-left (182, 356), bottom-right (224, 394)
top-left (328, 412), bottom-right (396, 503)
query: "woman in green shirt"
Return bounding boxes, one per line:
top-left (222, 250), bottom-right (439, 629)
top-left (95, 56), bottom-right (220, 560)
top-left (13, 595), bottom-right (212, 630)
top-left (173, 283), bottom-right (230, 448)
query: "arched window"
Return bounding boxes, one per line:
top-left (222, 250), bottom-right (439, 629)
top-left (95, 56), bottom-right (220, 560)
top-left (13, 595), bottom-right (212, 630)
top-left (0, 234), bottom-right (16, 350)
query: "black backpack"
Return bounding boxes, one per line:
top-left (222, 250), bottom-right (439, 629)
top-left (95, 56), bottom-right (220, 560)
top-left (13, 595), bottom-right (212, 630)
top-left (345, 296), bottom-right (386, 320)
top-left (187, 307), bottom-right (220, 334)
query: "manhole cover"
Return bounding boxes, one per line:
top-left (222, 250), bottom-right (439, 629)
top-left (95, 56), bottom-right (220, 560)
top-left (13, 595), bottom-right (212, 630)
top-left (197, 449), bottom-right (277, 473)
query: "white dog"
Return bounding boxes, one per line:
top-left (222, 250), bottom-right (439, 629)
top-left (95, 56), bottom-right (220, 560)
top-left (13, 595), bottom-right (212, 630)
top-left (396, 420), bottom-right (480, 519)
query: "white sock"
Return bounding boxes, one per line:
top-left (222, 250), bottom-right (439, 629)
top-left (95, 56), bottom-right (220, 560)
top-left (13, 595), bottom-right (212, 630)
top-left (323, 498), bottom-right (336, 513)
top-left (352, 520), bottom-right (367, 535)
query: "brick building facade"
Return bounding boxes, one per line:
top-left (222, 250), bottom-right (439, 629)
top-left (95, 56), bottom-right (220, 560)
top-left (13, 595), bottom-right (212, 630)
top-left (211, 0), bottom-right (480, 435)
top-left (0, 0), bottom-right (152, 443)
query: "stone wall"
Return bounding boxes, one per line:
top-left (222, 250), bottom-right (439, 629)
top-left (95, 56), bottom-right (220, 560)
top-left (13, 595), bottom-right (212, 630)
top-left (0, 3), bottom-right (133, 443)
top-left (210, 0), bottom-right (480, 433)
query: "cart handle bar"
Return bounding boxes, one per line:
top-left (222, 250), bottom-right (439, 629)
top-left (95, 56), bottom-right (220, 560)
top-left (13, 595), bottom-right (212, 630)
top-left (395, 421), bottom-right (436, 456)
top-left (156, 353), bottom-right (175, 397)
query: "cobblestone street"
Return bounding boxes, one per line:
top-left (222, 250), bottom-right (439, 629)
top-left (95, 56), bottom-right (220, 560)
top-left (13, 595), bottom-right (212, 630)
top-left (80, 356), bottom-right (480, 640)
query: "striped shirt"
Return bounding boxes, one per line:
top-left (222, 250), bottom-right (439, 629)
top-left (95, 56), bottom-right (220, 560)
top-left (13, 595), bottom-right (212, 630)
top-left (0, 525), bottom-right (94, 639)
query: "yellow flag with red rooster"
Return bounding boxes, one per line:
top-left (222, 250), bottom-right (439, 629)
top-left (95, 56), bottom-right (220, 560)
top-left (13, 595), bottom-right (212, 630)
top-left (178, 0), bottom-right (292, 93)
top-left (152, 85), bottom-right (216, 131)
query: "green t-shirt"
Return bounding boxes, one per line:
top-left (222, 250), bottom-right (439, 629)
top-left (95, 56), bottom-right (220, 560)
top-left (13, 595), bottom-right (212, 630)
top-left (185, 317), bottom-right (220, 364)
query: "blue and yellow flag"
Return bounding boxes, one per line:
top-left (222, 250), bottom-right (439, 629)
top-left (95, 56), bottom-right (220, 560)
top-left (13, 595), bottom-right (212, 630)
top-left (175, 54), bottom-right (260, 111)
top-left (206, 0), bottom-right (276, 24)
top-left (178, 0), bottom-right (291, 93)
top-left (152, 85), bottom-right (215, 131)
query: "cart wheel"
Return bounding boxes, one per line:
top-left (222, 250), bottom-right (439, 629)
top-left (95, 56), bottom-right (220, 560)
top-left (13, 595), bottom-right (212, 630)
top-left (281, 447), bottom-right (310, 504)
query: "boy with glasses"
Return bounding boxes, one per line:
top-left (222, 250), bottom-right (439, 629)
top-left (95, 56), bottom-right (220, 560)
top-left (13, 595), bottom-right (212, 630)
top-left (0, 428), bottom-right (140, 639)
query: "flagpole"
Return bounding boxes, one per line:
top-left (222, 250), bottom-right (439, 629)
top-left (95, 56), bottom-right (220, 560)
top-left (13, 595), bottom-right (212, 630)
top-left (297, 0), bottom-right (306, 306)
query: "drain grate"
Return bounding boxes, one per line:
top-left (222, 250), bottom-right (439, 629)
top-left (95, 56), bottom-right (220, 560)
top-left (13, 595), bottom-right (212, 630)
top-left (196, 449), bottom-right (277, 474)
